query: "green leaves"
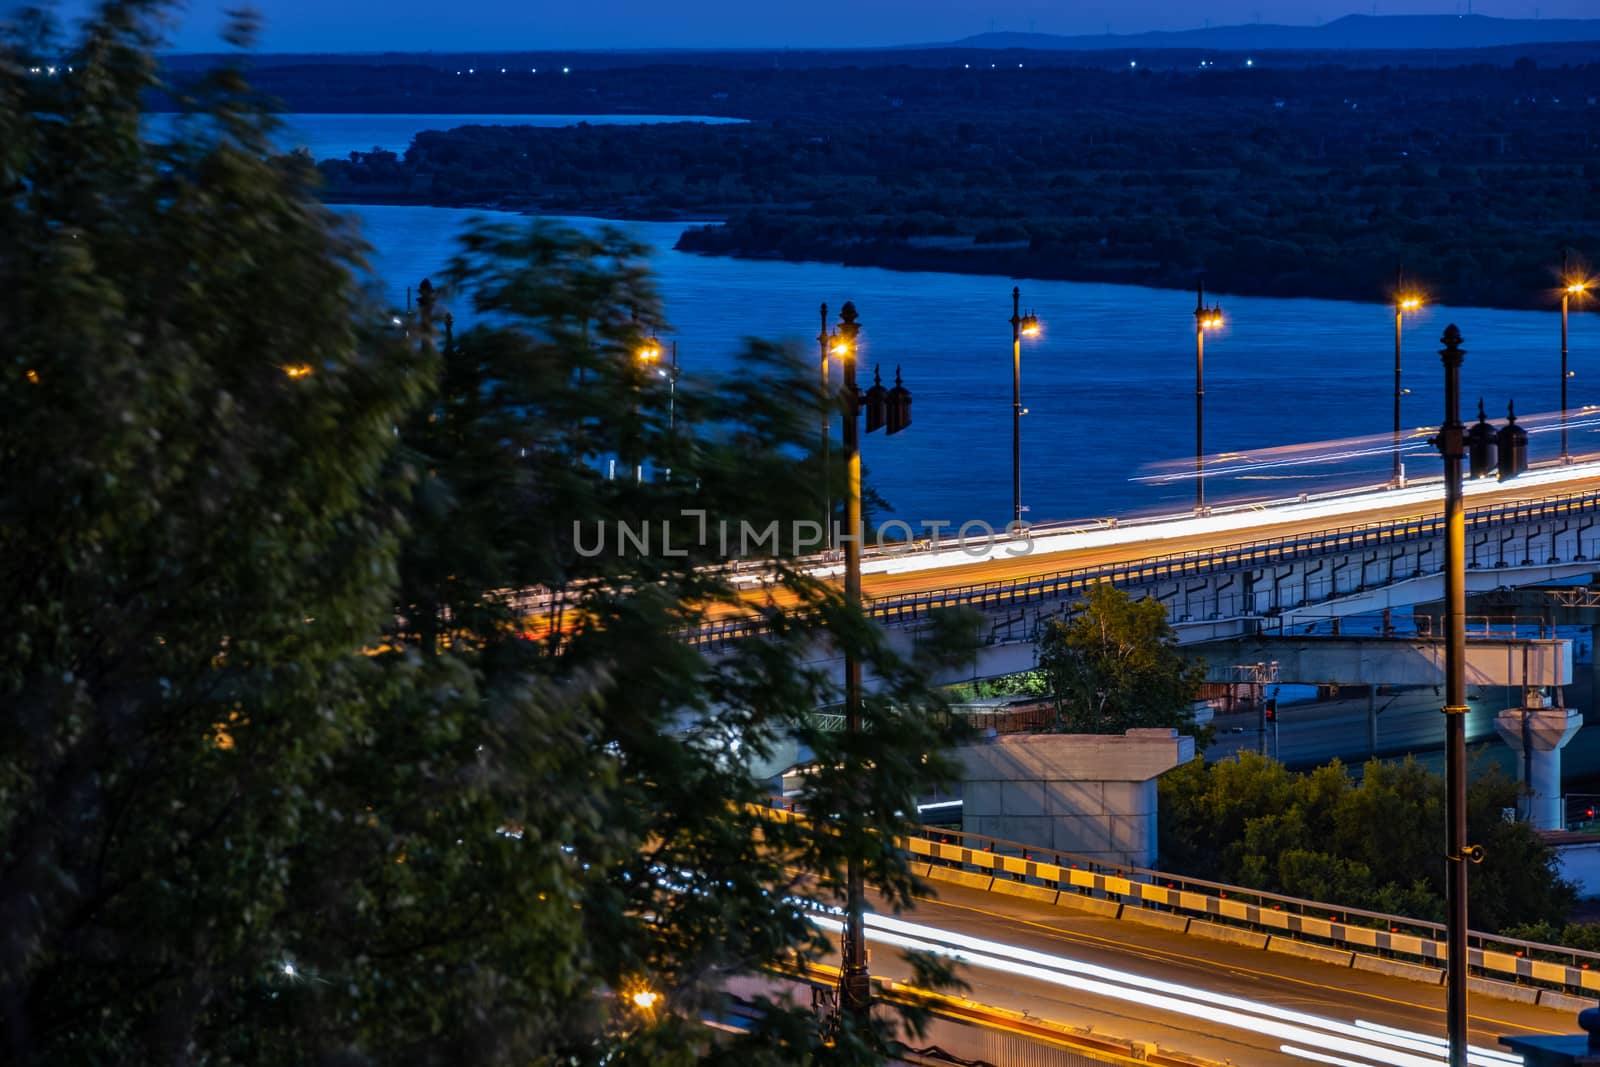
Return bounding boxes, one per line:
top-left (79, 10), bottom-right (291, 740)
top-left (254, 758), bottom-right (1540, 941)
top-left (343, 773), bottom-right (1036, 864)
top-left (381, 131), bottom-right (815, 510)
top-left (1159, 751), bottom-right (1575, 931)
top-left (3, 8), bottom-right (959, 1063)
top-left (1035, 583), bottom-right (1207, 738)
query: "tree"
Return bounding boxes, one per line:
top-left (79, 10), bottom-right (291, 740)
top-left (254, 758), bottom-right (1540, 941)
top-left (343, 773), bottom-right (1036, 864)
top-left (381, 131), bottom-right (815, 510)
top-left (1159, 752), bottom-right (1575, 932)
top-left (1, 5), bottom-right (962, 1063)
top-left (1035, 583), bottom-right (1207, 737)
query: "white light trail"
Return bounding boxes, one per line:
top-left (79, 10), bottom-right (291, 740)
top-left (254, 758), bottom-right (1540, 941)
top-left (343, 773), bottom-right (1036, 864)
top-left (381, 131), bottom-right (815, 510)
top-left (861, 456), bottom-right (1600, 579)
top-left (808, 910), bottom-right (1525, 1067)
top-left (1355, 1021), bottom-right (1523, 1065)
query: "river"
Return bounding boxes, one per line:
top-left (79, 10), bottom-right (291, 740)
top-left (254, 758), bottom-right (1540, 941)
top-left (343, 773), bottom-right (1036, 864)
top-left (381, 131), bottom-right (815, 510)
top-left (214, 113), bottom-right (1595, 532)
top-left (234, 114), bottom-right (1600, 791)
top-left (352, 201), bottom-right (1592, 531)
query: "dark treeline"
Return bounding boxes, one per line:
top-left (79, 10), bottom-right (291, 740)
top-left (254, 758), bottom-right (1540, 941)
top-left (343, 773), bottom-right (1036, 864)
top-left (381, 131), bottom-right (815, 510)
top-left (312, 57), bottom-right (1600, 308)
top-left (204, 51), bottom-right (1600, 121)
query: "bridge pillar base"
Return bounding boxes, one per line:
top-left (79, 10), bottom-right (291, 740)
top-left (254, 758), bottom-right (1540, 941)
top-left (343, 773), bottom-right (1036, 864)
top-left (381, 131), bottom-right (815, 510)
top-left (1494, 705), bottom-right (1583, 831)
top-left (956, 729), bottom-right (1193, 868)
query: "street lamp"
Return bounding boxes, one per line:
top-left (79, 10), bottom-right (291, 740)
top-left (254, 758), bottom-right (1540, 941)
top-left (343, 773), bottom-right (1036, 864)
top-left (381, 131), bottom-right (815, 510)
top-left (819, 305), bottom-right (833, 544)
top-left (635, 332), bottom-right (678, 480)
top-left (1009, 287), bottom-right (1041, 527)
top-left (1561, 249), bottom-right (1589, 464)
top-left (1193, 279), bottom-right (1224, 514)
top-left (828, 301), bottom-right (911, 1026)
top-left (1393, 265), bottom-right (1423, 486)
top-left (1431, 325), bottom-right (1502, 1067)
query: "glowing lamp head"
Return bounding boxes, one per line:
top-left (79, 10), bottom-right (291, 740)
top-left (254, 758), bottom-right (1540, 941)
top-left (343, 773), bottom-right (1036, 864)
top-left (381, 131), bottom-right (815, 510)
top-left (1020, 312), bottom-right (1040, 338)
top-left (1399, 296), bottom-right (1422, 311)
top-left (1568, 281), bottom-right (1589, 295)
top-left (283, 364), bottom-right (312, 379)
top-left (637, 343), bottom-right (661, 363)
top-left (631, 990), bottom-right (659, 1011)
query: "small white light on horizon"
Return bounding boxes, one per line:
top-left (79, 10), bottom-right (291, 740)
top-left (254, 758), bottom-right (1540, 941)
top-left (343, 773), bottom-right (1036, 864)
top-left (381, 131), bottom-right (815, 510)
top-left (1247, 58), bottom-right (1255, 66)
top-left (562, 66), bottom-right (571, 74)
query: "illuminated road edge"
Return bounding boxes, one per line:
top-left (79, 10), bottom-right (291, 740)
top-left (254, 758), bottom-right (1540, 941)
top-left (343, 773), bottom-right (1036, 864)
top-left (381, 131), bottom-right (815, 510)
top-left (860, 457), bottom-right (1600, 579)
top-left (800, 905), bottom-right (1525, 1067)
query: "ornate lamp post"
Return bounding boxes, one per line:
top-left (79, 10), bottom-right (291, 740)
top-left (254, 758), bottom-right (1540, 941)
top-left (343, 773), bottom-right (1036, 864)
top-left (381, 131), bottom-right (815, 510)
top-left (1009, 287), bottom-right (1041, 526)
top-left (826, 301), bottom-right (911, 1024)
top-left (1193, 280), bottom-right (1224, 514)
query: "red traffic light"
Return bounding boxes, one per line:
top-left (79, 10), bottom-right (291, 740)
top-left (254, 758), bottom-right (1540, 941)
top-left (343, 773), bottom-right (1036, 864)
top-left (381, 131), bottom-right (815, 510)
top-left (1264, 699), bottom-right (1277, 722)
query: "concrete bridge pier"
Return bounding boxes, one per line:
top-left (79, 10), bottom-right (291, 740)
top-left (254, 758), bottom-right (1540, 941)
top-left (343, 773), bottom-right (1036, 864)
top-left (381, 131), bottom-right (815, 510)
top-left (1494, 701), bottom-right (1584, 830)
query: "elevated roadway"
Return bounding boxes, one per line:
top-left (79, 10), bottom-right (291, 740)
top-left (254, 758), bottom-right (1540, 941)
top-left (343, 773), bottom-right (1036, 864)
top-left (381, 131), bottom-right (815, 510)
top-left (847, 879), bottom-right (1570, 1067)
top-left (694, 462), bottom-right (1600, 652)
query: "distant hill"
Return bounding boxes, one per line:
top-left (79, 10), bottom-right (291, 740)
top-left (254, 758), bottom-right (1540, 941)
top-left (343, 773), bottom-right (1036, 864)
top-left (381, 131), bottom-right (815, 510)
top-left (947, 14), bottom-right (1600, 52)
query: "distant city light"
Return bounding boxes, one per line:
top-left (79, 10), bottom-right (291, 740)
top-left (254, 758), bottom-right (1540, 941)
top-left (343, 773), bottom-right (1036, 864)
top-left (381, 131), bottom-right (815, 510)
top-left (1247, 58), bottom-right (1255, 66)
top-left (562, 66), bottom-right (571, 74)
top-left (1129, 60), bottom-right (1137, 68)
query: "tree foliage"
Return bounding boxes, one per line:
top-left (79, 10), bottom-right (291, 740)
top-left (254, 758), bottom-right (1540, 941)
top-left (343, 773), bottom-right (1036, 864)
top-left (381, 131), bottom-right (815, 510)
top-left (1159, 752), bottom-right (1575, 932)
top-left (0, 5), bottom-right (962, 1063)
top-left (1035, 583), bottom-right (1206, 737)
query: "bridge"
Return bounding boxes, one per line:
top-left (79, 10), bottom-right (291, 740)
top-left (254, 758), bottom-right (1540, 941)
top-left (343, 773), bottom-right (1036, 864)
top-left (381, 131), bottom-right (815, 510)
top-left (703, 475), bottom-right (1600, 1062)
top-left (694, 462), bottom-right (1600, 692)
top-left (760, 809), bottom-right (1593, 1067)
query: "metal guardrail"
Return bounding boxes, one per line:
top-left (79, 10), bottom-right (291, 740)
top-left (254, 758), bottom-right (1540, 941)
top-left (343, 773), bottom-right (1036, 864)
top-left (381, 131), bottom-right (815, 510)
top-left (688, 487), bottom-right (1600, 651)
top-left (757, 802), bottom-right (1600, 1000)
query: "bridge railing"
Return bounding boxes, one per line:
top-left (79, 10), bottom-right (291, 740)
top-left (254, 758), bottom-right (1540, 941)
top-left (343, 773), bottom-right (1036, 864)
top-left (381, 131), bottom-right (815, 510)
top-left (758, 800), bottom-right (1600, 1000)
top-left (688, 487), bottom-right (1600, 651)
top-left (914, 821), bottom-right (1600, 999)
top-left (1256, 611), bottom-right (1566, 640)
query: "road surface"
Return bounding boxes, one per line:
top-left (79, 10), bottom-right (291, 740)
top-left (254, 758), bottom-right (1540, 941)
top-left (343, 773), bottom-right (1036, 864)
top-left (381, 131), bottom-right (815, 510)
top-left (829, 879), bottom-right (1573, 1066)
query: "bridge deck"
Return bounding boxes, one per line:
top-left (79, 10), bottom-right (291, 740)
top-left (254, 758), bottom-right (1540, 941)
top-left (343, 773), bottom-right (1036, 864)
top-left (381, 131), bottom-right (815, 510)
top-left (857, 879), bottom-right (1572, 1067)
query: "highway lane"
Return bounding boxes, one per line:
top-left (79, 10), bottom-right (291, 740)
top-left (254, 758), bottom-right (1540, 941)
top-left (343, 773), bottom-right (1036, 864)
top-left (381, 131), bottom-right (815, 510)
top-left (839, 880), bottom-right (1574, 1066)
top-left (519, 464), bottom-right (1600, 640)
top-left (853, 465), bottom-right (1600, 602)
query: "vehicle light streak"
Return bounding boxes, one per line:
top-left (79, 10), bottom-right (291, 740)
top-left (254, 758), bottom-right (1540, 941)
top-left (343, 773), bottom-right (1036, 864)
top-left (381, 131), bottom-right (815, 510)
top-left (1355, 1021), bottom-right (1521, 1065)
top-left (863, 456), bottom-right (1600, 578)
top-left (805, 910), bottom-right (1525, 1067)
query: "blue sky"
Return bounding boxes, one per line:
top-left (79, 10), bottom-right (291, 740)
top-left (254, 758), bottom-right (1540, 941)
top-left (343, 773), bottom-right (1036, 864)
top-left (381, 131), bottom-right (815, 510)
top-left (28, 0), bottom-right (1598, 52)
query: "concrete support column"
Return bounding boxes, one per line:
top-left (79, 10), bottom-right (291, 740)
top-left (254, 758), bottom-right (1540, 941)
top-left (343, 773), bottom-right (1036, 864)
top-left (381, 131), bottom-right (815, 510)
top-left (1494, 706), bottom-right (1583, 830)
top-left (1589, 624), bottom-right (1600, 705)
top-left (1368, 688), bottom-right (1379, 755)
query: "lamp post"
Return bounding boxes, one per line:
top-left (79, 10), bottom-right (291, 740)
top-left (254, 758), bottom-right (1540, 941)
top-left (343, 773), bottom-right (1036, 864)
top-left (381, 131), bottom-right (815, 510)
top-left (635, 333), bottom-right (667, 484)
top-left (1393, 266), bottom-right (1423, 486)
top-left (1193, 280), bottom-right (1224, 514)
top-left (828, 300), bottom-right (911, 1025)
top-left (820, 304), bottom-right (833, 543)
top-left (1009, 287), bottom-right (1041, 527)
top-left (1433, 323), bottom-right (1473, 1067)
top-left (1562, 250), bottom-right (1589, 464)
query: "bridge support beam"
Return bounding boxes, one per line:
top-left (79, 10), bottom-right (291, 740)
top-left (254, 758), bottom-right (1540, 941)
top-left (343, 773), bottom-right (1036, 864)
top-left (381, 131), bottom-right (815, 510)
top-left (1494, 705), bottom-right (1583, 830)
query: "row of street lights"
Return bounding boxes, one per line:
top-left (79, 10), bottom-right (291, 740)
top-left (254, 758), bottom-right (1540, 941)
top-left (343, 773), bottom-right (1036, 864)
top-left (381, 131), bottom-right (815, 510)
top-left (1007, 257), bottom-right (1589, 519)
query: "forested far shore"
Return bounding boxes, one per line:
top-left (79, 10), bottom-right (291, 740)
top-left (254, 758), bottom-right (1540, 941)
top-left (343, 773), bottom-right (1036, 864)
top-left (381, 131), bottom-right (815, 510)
top-left (310, 60), bottom-right (1600, 309)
